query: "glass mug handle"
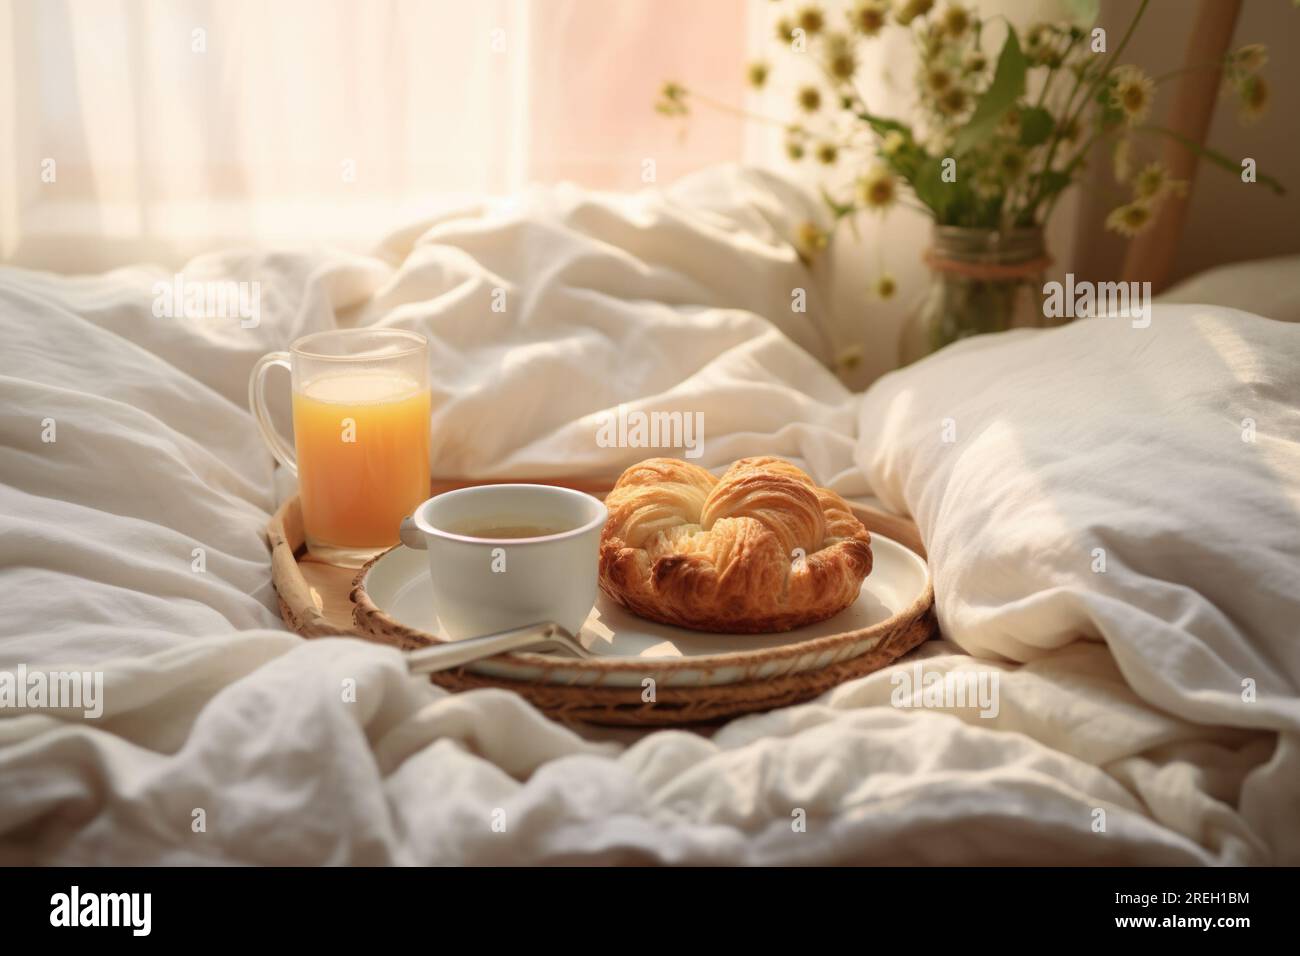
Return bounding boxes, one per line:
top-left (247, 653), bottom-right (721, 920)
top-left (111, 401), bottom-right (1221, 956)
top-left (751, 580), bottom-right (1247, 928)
top-left (248, 351), bottom-right (297, 476)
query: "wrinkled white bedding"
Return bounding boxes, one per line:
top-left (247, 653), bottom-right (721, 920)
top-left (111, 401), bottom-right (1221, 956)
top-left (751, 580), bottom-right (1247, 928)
top-left (1, 167), bottom-right (1297, 864)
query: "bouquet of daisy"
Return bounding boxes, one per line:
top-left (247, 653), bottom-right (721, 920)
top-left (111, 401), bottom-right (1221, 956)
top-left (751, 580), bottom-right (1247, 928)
top-left (657, 0), bottom-right (1283, 297)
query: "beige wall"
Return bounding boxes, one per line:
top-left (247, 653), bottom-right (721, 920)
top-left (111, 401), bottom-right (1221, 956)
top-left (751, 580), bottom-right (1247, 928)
top-left (1071, 0), bottom-right (1300, 286)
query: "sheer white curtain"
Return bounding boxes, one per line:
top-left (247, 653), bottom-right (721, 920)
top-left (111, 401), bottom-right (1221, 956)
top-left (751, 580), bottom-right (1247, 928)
top-left (1, 0), bottom-right (748, 270)
top-left (2, 0), bottom-right (1077, 385)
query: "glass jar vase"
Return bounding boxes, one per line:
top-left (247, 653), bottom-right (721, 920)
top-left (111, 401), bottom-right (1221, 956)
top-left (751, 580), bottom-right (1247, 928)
top-left (898, 226), bottom-right (1055, 366)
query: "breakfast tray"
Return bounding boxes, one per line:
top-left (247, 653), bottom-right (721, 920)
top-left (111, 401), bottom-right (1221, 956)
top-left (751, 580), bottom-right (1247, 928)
top-left (268, 478), bottom-right (936, 726)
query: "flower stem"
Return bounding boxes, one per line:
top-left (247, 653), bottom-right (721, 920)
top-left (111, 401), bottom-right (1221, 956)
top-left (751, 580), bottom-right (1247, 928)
top-left (1027, 0), bottom-right (1150, 220)
top-left (1151, 57), bottom-right (1232, 85)
top-left (1043, 128), bottom-right (1114, 221)
top-left (685, 88), bottom-right (794, 130)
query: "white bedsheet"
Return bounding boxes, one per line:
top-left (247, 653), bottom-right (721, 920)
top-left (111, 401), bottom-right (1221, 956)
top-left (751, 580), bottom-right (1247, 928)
top-left (1, 167), bottom-right (1297, 864)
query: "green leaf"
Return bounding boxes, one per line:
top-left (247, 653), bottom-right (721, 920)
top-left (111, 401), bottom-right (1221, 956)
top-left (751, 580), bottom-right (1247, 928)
top-left (1032, 169), bottom-right (1072, 200)
top-left (953, 29), bottom-right (1027, 156)
top-left (1094, 83), bottom-right (1124, 129)
top-left (819, 186), bottom-right (862, 240)
top-left (1138, 125), bottom-right (1287, 195)
top-left (855, 110), bottom-right (911, 138)
top-left (819, 186), bottom-right (856, 219)
top-left (910, 157), bottom-right (952, 220)
top-left (1018, 107), bottom-right (1054, 147)
top-left (1062, 0), bottom-right (1100, 26)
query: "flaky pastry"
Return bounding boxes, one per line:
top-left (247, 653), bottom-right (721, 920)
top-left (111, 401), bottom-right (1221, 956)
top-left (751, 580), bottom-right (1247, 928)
top-left (598, 456), bottom-right (873, 633)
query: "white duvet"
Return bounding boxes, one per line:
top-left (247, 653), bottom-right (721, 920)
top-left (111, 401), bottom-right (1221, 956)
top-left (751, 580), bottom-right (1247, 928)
top-left (1, 167), bottom-right (1297, 865)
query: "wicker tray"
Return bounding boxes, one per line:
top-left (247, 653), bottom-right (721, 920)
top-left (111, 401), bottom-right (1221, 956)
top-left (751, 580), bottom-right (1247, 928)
top-left (268, 478), bottom-right (936, 726)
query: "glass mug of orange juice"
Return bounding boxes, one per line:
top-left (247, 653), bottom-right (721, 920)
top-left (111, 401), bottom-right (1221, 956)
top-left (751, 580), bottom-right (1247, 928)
top-left (249, 329), bottom-right (431, 567)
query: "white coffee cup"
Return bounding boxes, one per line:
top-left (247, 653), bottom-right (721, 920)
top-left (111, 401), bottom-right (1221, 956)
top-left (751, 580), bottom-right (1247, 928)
top-left (398, 484), bottom-right (607, 640)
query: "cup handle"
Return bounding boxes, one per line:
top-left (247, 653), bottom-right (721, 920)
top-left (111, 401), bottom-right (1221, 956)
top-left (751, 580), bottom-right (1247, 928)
top-left (248, 351), bottom-right (297, 476)
top-left (399, 515), bottom-right (427, 550)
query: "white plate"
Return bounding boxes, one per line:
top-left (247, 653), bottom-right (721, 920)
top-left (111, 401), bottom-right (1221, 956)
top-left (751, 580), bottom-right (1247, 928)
top-left (358, 534), bottom-right (931, 688)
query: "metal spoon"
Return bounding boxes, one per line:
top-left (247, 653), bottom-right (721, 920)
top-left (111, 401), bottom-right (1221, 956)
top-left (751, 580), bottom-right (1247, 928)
top-left (404, 621), bottom-right (590, 675)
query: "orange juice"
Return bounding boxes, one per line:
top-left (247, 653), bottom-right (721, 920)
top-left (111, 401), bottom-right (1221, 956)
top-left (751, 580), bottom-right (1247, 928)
top-left (292, 370), bottom-right (431, 548)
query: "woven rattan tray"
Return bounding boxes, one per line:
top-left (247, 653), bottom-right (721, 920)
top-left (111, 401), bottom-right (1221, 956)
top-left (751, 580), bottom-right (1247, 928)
top-left (268, 478), bottom-right (936, 726)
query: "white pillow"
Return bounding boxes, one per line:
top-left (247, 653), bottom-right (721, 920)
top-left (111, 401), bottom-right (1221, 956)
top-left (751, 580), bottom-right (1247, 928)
top-left (855, 305), bottom-right (1300, 859)
top-left (1160, 254), bottom-right (1300, 324)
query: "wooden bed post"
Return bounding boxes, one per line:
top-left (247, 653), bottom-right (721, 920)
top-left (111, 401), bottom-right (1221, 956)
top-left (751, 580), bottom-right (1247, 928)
top-left (1120, 0), bottom-right (1243, 293)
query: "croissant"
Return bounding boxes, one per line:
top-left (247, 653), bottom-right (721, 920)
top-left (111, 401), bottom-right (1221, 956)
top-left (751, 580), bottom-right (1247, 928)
top-left (598, 456), bottom-right (873, 633)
